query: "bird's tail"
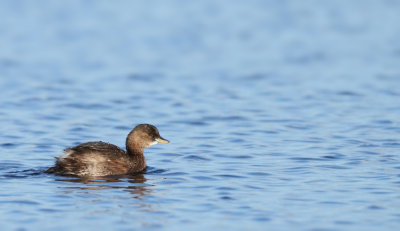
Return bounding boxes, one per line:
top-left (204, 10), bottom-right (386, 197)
top-left (44, 167), bottom-right (56, 173)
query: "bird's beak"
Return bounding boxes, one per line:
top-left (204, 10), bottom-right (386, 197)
top-left (155, 137), bottom-right (170, 144)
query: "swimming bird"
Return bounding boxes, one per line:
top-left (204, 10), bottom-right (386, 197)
top-left (45, 124), bottom-right (169, 177)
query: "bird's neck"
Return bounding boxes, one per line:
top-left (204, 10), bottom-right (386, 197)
top-left (126, 142), bottom-right (146, 172)
top-left (125, 131), bottom-right (147, 172)
top-left (126, 141), bottom-right (144, 157)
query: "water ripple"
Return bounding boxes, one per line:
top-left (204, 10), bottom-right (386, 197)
top-left (183, 155), bottom-right (211, 161)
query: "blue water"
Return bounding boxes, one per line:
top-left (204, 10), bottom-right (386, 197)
top-left (1, 1), bottom-right (400, 230)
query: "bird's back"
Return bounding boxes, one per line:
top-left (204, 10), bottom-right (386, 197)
top-left (46, 141), bottom-right (139, 177)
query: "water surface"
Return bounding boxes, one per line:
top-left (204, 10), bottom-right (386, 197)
top-left (1, 1), bottom-right (400, 230)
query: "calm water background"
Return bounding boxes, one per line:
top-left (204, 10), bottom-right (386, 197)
top-left (1, 1), bottom-right (400, 230)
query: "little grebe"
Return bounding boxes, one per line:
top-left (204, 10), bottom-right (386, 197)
top-left (45, 124), bottom-right (169, 177)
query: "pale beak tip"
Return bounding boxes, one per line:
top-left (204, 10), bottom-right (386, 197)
top-left (156, 137), bottom-right (170, 144)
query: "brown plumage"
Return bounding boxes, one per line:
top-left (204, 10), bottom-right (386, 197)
top-left (45, 124), bottom-right (169, 177)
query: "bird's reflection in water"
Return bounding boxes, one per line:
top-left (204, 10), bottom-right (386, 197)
top-left (56, 173), bottom-right (151, 199)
